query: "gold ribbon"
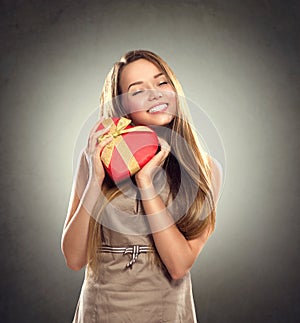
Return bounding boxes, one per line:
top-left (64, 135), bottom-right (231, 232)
top-left (98, 117), bottom-right (155, 176)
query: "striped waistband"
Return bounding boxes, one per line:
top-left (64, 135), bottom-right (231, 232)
top-left (98, 245), bottom-right (153, 268)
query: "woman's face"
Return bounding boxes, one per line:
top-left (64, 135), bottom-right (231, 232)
top-left (119, 59), bottom-right (177, 127)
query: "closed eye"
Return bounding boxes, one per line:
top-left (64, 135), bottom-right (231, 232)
top-left (159, 81), bottom-right (168, 86)
top-left (132, 90), bottom-right (143, 96)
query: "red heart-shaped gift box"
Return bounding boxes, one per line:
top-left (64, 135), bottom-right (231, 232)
top-left (96, 117), bottom-right (159, 183)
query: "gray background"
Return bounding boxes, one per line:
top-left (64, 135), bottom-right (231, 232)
top-left (0, 0), bottom-right (299, 322)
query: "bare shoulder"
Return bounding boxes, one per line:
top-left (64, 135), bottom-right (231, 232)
top-left (208, 156), bottom-right (223, 180)
top-left (207, 155), bottom-right (223, 203)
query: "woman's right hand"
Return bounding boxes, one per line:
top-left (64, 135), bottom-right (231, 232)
top-left (75, 119), bottom-right (113, 213)
top-left (83, 119), bottom-right (113, 187)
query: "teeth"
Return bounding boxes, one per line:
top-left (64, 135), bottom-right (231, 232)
top-left (148, 104), bottom-right (167, 113)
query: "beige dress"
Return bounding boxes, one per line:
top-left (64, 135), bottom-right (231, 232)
top-left (72, 175), bottom-right (198, 323)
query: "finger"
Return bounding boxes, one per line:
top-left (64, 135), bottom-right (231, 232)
top-left (94, 125), bottom-right (112, 140)
top-left (158, 137), bottom-right (171, 153)
top-left (148, 149), bottom-right (169, 167)
top-left (86, 129), bottom-right (112, 156)
top-left (97, 135), bottom-right (113, 150)
top-left (89, 125), bottom-right (112, 150)
top-left (157, 149), bottom-right (170, 165)
top-left (93, 144), bottom-right (104, 173)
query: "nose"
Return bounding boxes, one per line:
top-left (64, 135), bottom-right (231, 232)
top-left (147, 88), bottom-right (163, 101)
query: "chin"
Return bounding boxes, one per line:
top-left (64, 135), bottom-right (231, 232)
top-left (156, 114), bottom-right (175, 126)
top-left (147, 117), bottom-right (174, 128)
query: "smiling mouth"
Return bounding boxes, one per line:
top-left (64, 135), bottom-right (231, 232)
top-left (147, 103), bottom-right (168, 114)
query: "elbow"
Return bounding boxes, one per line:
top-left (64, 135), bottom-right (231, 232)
top-left (169, 268), bottom-right (190, 281)
top-left (63, 253), bottom-right (87, 271)
top-left (61, 242), bottom-right (86, 271)
top-left (66, 260), bottom-right (86, 271)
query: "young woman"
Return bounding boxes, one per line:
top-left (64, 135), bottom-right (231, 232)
top-left (61, 50), bottom-right (222, 322)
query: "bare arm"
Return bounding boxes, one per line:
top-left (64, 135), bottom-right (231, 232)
top-left (61, 175), bottom-right (100, 271)
top-left (139, 186), bottom-right (212, 280)
top-left (61, 121), bottom-right (112, 271)
top-left (136, 143), bottom-right (222, 280)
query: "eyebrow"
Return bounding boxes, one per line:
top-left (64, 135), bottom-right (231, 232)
top-left (127, 72), bottom-right (164, 91)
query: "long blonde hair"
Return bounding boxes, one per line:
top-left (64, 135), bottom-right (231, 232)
top-left (87, 50), bottom-right (216, 275)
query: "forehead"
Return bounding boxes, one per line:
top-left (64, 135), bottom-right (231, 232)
top-left (119, 59), bottom-right (162, 90)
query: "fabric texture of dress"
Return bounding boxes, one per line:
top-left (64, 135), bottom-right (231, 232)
top-left (72, 172), bottom-right (198, 323)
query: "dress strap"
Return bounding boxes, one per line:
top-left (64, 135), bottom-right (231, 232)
top-left (98, 245), bottom-right (153, 268)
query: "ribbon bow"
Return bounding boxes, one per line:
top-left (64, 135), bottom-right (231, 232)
top-left (97, 117), bottom-right (154, 176)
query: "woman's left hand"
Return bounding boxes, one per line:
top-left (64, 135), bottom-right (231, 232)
top-left (135, 137), bottom-right (171, 188)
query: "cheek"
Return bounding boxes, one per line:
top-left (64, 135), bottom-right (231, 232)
top-left (163, 84), bottom-right (176, 94)
top-left (121, 96), bottom-right (136, 115)
top-left (163, 86), bottom-right (176, 99)
top-left (166, 91), bottom-right (177, 111)
top-left (124, 97), bottom-right (146, 114)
